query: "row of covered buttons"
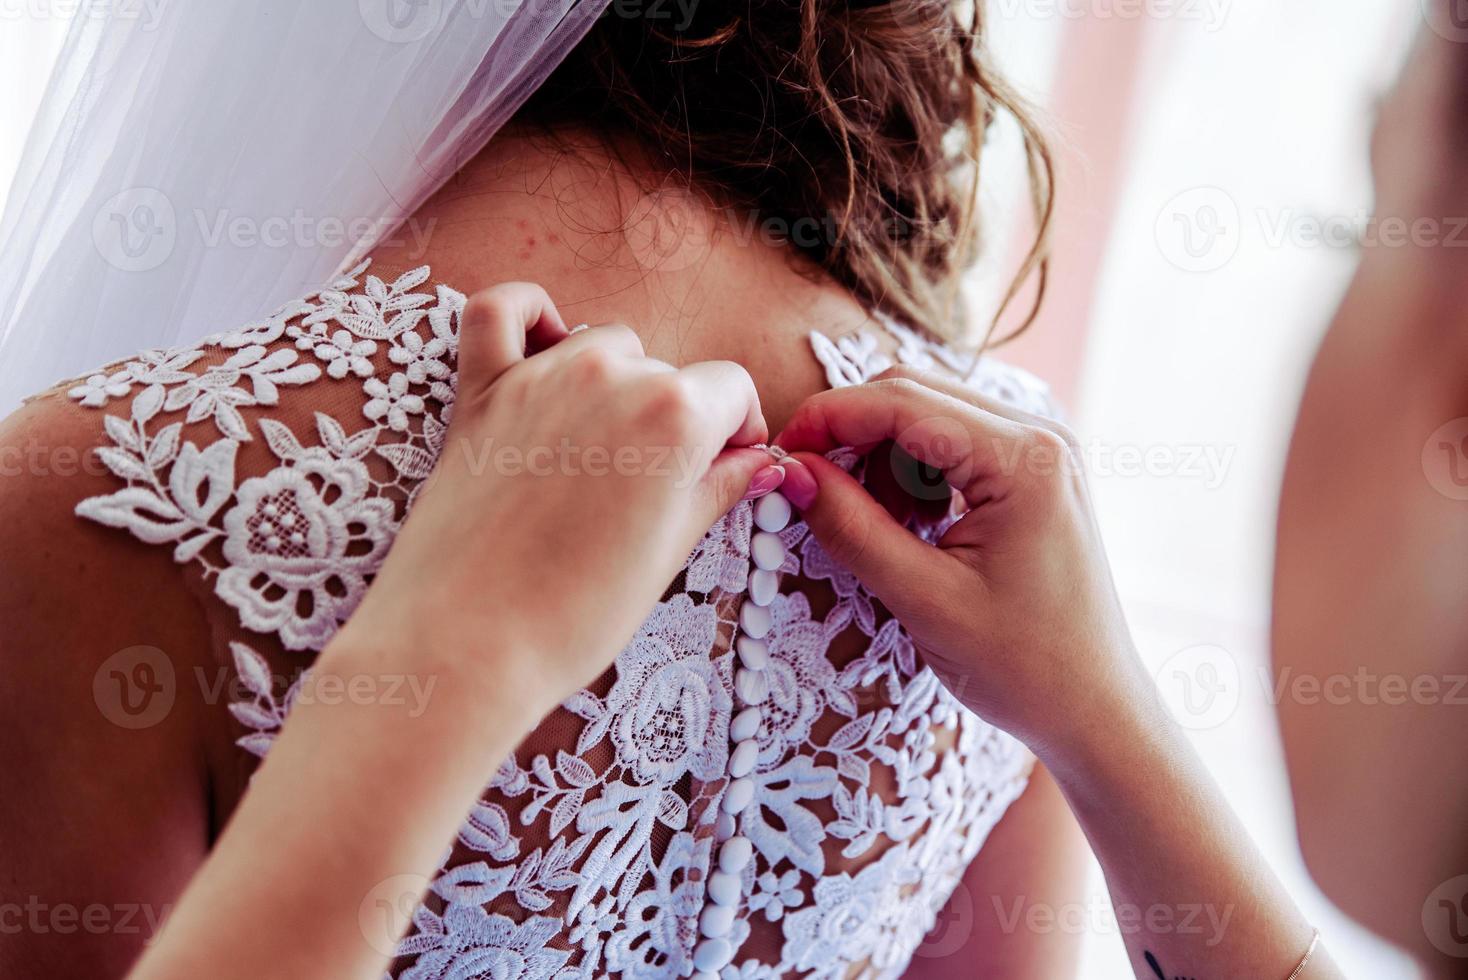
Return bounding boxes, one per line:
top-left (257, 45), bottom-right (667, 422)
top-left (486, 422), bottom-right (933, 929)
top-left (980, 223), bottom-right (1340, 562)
top-left (691, 490), bottom-right (792, 977)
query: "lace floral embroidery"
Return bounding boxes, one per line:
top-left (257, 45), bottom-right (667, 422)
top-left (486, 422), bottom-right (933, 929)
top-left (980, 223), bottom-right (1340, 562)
top-left (69, 262), bottom-right (1051, 978)
top-left (74, 263), bottom-right (459, 650)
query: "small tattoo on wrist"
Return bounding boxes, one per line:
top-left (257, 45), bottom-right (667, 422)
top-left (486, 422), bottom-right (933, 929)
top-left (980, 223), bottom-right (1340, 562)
top-left (1145, 950), bottom-right (1197, 980)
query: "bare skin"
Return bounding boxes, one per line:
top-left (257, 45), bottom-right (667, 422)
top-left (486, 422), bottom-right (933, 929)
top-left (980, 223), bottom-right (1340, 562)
top-left (368, 128), bottom-right (865, 433)
top-left (0, 127), bottom-right (1085, 977)
top-left (0, 399), bottom-right (232, 976)
top-left (1273, 28), bottom-right (1468, 976)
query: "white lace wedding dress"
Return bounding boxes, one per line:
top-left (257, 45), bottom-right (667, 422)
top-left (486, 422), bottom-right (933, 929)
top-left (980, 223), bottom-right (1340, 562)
top-left (61, 261), bottom-right (1056, 979)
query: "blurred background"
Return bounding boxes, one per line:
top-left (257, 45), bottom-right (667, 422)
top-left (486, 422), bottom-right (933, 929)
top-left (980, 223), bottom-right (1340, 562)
top-left (0, 0), bottom-right (1429, 975)
top-left (972, 0), bottom-right (1422, 975)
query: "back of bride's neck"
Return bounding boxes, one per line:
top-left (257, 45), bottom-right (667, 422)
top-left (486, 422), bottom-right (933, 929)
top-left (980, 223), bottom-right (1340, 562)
top-left (366, 128), bottom-right (874, 373)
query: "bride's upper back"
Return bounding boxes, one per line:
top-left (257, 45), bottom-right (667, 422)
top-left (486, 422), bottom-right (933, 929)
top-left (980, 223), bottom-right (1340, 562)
top-left (368, 127), bottom-right (878, 432)
top-left (0, 124), bottom-right (1055, 971)
top-left (0, 8), bottom-right (1065, 975)
top-left (4, 231), bottom-right (1046, 978)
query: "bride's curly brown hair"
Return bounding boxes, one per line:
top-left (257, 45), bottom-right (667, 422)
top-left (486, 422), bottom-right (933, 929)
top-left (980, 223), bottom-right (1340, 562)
top-left (525, 0), bottom-right (1054, 347)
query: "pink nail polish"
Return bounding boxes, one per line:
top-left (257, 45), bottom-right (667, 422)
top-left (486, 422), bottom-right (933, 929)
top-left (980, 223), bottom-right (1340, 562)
top-left (780, 459), bottom-right (818, 509)
top-left (742, 465), bottom-right (785, 500)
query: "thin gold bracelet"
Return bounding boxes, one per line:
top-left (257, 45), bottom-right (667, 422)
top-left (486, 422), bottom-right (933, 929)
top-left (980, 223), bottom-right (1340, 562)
top-left (1284, 929), bottom-right (1321, 980)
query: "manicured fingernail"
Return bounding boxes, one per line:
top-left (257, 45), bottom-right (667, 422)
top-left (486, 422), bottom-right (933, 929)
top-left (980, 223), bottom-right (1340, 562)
top-left (779, 458), bottom-right (818, 509)
top-left (742, 465), bottom-right (786, 500)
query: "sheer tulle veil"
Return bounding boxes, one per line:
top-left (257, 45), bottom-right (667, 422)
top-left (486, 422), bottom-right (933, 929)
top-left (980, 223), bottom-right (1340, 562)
top-left (0, 0), bottom-right (608, 412)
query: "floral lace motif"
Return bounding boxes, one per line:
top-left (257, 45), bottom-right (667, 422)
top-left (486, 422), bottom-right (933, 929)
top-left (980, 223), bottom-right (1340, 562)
top-left (69, 263), bottom-right (1055, 979)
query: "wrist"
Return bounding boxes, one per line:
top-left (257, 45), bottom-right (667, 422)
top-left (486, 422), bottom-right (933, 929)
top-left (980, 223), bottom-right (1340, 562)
top-left (1027, 652), bottom-right (1181, 797)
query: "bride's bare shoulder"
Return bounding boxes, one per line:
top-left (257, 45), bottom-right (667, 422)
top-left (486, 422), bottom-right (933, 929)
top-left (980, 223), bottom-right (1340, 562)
top-left (0, 384), bottom-right (236, 972)
top-left (0, 384), bottom-right (191, 634)
top-left (0, 261), bottom-right (425, 775)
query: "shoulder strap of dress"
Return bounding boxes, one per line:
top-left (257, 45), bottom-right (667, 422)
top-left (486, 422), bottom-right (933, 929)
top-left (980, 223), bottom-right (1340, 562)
top-left (808, 315), bottom-right (1061, 419)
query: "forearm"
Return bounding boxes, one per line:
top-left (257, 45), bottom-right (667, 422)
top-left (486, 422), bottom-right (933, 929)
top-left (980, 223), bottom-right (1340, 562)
top-left (126, 630), bottom-right (547, 980)
top-left (1039, 665), bottom-right (1339, 980)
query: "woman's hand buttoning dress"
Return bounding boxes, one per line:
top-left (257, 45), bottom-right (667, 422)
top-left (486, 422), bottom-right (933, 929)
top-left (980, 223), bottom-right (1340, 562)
top-left (10, 261), bottom-right (1056, 979)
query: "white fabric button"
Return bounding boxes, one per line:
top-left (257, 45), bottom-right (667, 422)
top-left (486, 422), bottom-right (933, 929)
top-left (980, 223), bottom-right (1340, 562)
top-left (699, 902), bottom-right (735, 939)
top-left (720, 776), bottom-right (754, 814)
top-left (747, 568), bottom-right (779, 607)
top-left (719, 835), bottom-right (753, 874)
top-left (735, 668), bottom-right (769, 706)
top-left (751, 531), bottom-right (785, 571)
top-left (707, 870), bottom-right (741, 906)
top-left (694, 937), bottom-right (734, 972)
top-left (736, 635), bottom-right (770, 671)
top-left (715, 811), bottom-right (736, 842)
top-left (730, 706), bottom-right (761, 742)
top-left (729, 738), bottom-right (758, 778)
top-left (754, 491), bottom-right (791, 532)
top-left (740, 601), bottom-right (772, 639)
top-left (698, 488), bottom-right (788, 978)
